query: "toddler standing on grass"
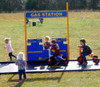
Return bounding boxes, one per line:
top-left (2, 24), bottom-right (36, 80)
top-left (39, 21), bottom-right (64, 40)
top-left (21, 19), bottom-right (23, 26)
top-left (15, 52), bottom-right (27, 83)
top-left (4, 38), bottom-right (16, 61)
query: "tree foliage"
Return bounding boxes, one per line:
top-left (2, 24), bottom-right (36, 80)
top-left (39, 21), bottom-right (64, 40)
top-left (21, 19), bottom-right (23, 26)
top-left (0, 0), bottom-right (100, 13)
top-left (0, 0), bottom-right (25, 12)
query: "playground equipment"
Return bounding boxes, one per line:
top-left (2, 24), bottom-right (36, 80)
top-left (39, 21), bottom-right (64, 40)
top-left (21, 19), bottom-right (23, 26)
top-left (24, 4), bottom-right (70, 63)
top-left (27, 38), bottom-right (68, 62)
top-left (47, 48), bottom-right (68, 66)
top-left (27, 38), bottom-right (69, 66)
top-left (77, 47), bottom-right (99, 65)
top-left (0, 2), bottom-right (100, 74)
top-left (1, 59), bottom-right (100, 74)
top-left (26, 18), bottom-right (41, 26)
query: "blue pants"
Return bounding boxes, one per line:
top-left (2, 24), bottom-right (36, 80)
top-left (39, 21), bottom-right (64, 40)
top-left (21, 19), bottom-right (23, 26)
top-left (82, 52), bottom-right (91, 63)
top-left (9, 52), bottom-right (16, 61)
top-left (19, 69), bottom-right (26, 80)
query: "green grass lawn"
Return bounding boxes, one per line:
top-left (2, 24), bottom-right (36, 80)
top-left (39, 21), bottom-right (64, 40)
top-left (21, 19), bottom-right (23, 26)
top-left (0, 12), bottom-right (100, 87)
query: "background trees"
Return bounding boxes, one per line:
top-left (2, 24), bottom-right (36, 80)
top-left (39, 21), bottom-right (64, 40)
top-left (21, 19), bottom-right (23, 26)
top-left (0, 0), bottom-right (100, 13)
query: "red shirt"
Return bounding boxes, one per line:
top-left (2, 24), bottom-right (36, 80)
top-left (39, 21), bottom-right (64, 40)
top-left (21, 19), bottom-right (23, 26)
top-left (51, 43), bottom-right (60, 54)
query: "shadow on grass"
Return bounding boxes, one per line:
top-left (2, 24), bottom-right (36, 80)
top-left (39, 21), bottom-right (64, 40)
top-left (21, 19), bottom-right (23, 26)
top-left (14, 81), bottom-right (24, 87)
top-left (8, 77), bottom-right (60, 82)
top-left (58, 66), bottom-right (66, 83)
top-left (8, 74), bottom-right (61, 87)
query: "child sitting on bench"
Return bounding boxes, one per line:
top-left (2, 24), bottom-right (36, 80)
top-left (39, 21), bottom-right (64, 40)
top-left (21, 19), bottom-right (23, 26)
top-left (50, 40), bottom-right (60, 65)
top-left (78, 39), bottom-right (92, 67)
top-left (44, 36), bottom-right (51, 50)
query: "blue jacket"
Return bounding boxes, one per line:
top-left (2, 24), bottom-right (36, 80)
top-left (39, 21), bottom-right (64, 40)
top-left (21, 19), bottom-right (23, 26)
top-left (81, 44), bottom-right (92, 54)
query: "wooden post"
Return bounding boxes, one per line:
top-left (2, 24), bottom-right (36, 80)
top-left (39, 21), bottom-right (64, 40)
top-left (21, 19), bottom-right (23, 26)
top-left (66, 2), bottom-right (70, 60)
top-left (24, 12), bottom-right (28, 61)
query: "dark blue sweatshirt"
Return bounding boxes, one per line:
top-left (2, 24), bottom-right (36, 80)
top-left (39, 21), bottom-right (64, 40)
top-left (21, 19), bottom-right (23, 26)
top-left (81, 44), bottom-right (92, 54)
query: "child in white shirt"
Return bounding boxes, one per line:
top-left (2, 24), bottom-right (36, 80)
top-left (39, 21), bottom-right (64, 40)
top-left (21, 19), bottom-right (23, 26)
top-left (4, 38), bottom-right (16, 61)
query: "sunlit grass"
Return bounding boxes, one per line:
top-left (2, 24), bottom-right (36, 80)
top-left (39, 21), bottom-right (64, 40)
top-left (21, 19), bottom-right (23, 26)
top-left (0, 12), bottom-right (100, 87)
